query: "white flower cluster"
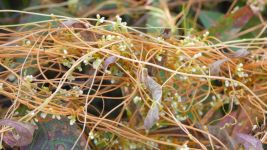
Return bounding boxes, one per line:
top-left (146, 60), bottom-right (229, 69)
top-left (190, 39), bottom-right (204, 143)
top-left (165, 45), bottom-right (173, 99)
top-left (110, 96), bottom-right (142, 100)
top-left (210, 94), bottom-right (222, 106)
top-left (116, 15), bottom-right (127, 26)
top-left (119, 43), bottom-right (127, 51)
top-left (181, 36), bottom-right (202, 46)
top-left (102, 34), bottom-right (116, 41)
top-left (68, 115), bottom-right (76, 125)
top-left (62, 58), bottom-right (75, 68)
top-left (112, 15), bottom-right (128, 32)
top-left (96, 14), bottom-right (105, 24)
top-left (176, 114), bottom-right (187, 121)
top-left (52, 114), bottom-right (61, 120)
top-left (225, 80), bottom-right (239, 87)
top-left (236, 63), bottom-right (248, 77)
top-left (72, 86), bottom-right (83, 97)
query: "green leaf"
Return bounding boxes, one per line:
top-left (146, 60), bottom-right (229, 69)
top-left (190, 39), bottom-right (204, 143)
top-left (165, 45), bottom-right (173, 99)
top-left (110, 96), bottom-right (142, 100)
top-left (199, 10), bottom-right (223, 29)
top-left (208, 6), bottom-right (254, 42)
top-left (23, 117), bottom-right (88, 150)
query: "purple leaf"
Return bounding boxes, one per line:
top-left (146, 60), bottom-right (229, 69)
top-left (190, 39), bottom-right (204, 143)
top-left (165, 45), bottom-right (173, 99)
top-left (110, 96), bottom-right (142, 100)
top-left (196, 124), bottom-right (236, 150)
top-left (104, 56), bottom-right (117, 69)
top-left (209, 58), bottom-right (229, 76)
top-left (0, 119), bottom-right (37, 147)
top-left (141, 69), bottom-right (162, 103)
top-left (144, 103), bottom-right (159, 130)
top-left (229, 49), bottom-right (250, 58)
top-left (60, 19), bottom-right (85, 28)
top-left (235, 133), bottom-right (263, 150)
top-left (141, 68), bottom-right (162, 130)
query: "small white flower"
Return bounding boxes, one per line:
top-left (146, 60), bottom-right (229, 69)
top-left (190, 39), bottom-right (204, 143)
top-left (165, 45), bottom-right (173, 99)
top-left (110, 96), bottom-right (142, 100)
top-left (111, 79), bottom-right (116, 84)
top-left (25, 40), bottom-right (31, 46)
top-left (179, 144), bottom-right (189, 150)
top-left (171, 101), bottom-right (177, 109)
top-left (14, 111), bottom-right (19, 116)
top-left (99, 17), bottom-right (105, 23)
top-left (83, 59), bottom-right (89, 65)
top-left (121, 22), bottom-right (127, 26)
top-left (63, 49), bottom-right (68, 55)
top-left (210, 101), bottom-right (215, 106)
top-left (96, 14), bottom-right (105, 23)
top-left (40, 112), bottom-right (47, 119)
top-left (129, 143), bottom-right (137, 149)
top-left (34, 118), bottom-right (39, 122)
top-left (233, 82), bottom-right (239, 87)
top-left (105, 70), bottom-right (111, 74)
top-left (180, 76), bottom-right (188, 80)
top-left (156, 37), bottom-right (164, 41)
top-left (179, 55), bottom-right (185, 61)
top-left (0, 83), bottom-right (3, 90)
top-left (24, 75), bottom-right (34, 82)
top-left (27, 110), bottom-right (35, 116)
top-left (237, 63), bottom-right (243, 68)
top-left (192, 52), bottom-right (202, 59)
top-left (68, 115), bottom-right (76, 125)
top-left (237, 67), bottom-right (243, 72)
top-left (252, 124), bottom-right (257, 131)
top-left (8, 74), bottom-right (16, 81)
top-left (106, 35), bottom-right (115, 41)
top-left (89, 132), bottom-right (94, 139)
top-left (203, 31), bottom-right (209, 37)
top-left (225, 80), bottom-right (230, 87)
top-left (119, 44), bottom-right (127, 51)
top-left (182, 105), bottom-right (187, 110)
top-left (116, 15), bottom-right (122, 23)
top-left (176, 114), bottom-right (187, 121)
top-left (175, 93), bottom-right (182, 102)
top-left (191, 68), bottom-right (197, 73)
top-left (72, 86), bottom-right (83, 97)
top-left (133, 96), bottom-right (141, 104)
top-left (67, 75), bottom-right (75, 82)
top-left (156, 54), bottom-right (162, 62)
top-left (56, 115), bottom-right (61, 120)
top-left (93, 58), bottom-right (102, 69)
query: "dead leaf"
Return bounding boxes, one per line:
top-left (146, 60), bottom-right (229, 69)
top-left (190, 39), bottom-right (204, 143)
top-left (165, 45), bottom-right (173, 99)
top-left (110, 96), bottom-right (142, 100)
top-left (60, 19), bottom-right (86, 28)
top-left (235, 133), bottom-right (263, 150)
top-left (197, 124), bottom-right (236, 150)
top-left (144, 103), bottom-right (160, 130)
top-left (104, 56), bottom-right (117, 69)
top-left (141, 68), bottom-right (162, 130)
top-left (0, 119), bottom-right (37, 147)
top-left (229, 49), bottom-right (250, 58)
top-left (209, 58), bottom-right (229, 75)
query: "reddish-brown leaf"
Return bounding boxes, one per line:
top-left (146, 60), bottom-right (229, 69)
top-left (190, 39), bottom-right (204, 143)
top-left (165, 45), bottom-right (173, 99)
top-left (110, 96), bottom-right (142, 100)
top-left (0, 119), bottom-right (37, 147)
